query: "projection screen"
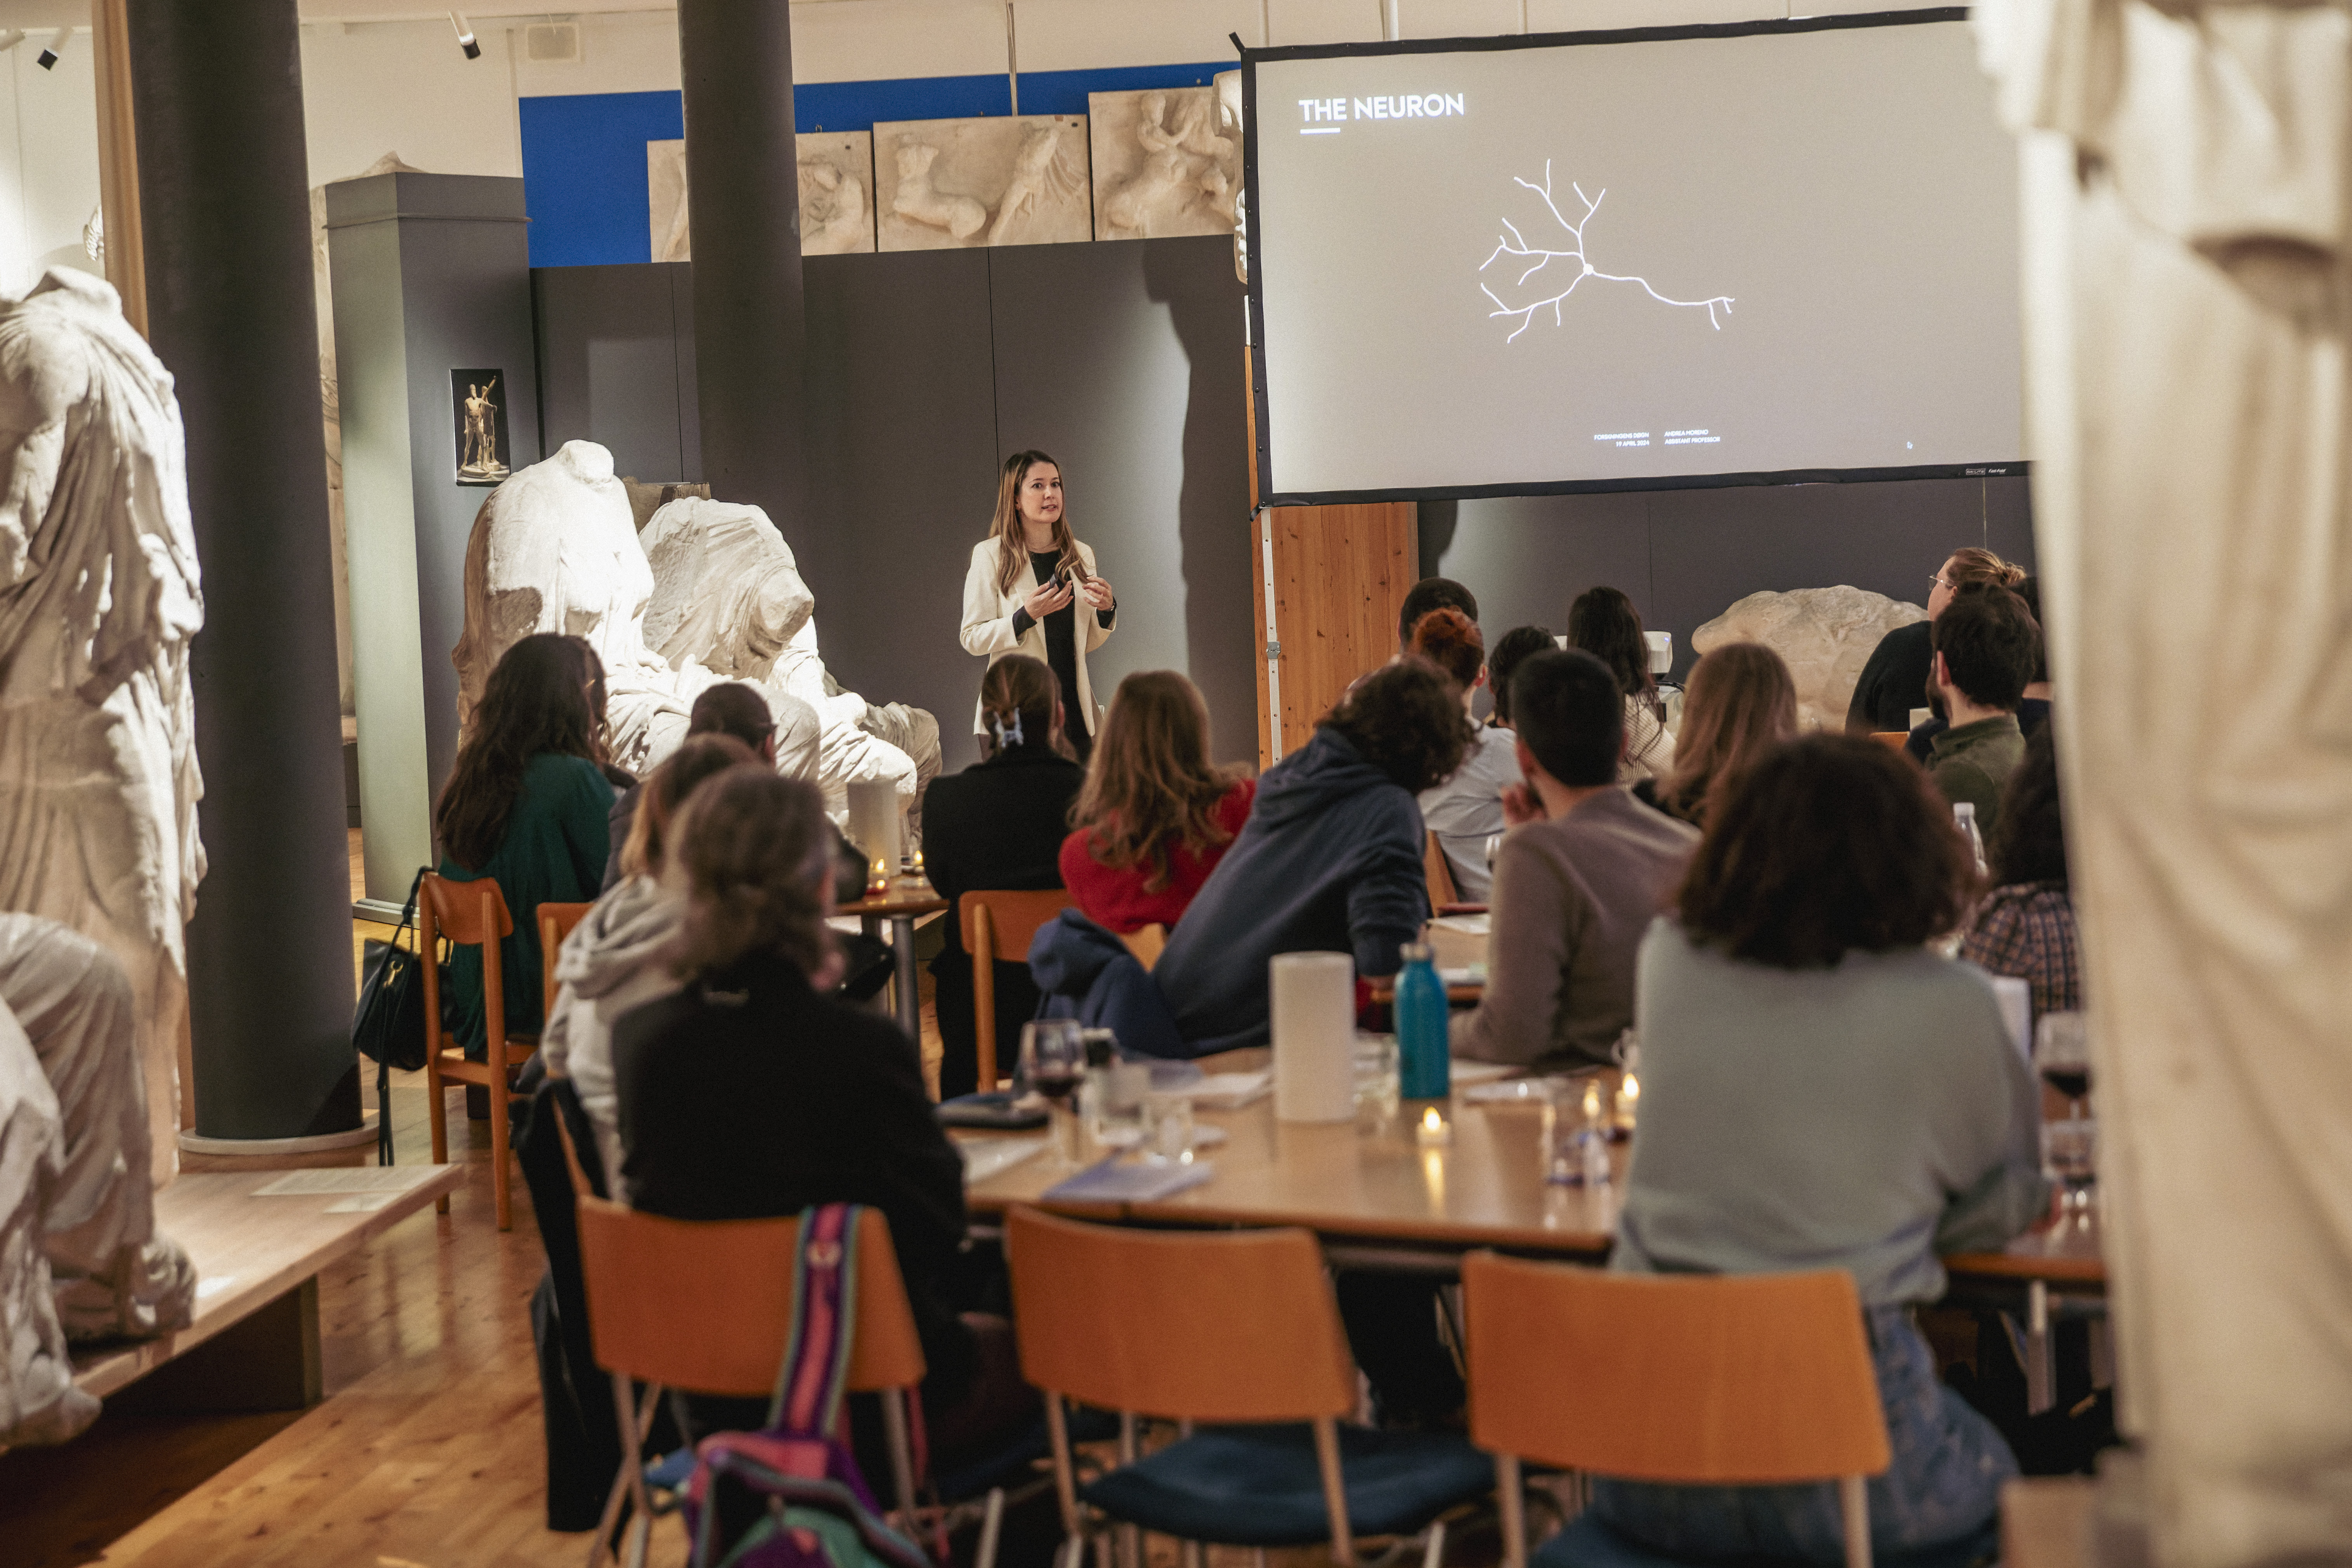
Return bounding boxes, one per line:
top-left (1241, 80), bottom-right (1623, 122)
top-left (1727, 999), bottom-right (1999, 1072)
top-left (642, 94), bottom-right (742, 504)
top-left (1244, 10), bottom-right (2023, 503)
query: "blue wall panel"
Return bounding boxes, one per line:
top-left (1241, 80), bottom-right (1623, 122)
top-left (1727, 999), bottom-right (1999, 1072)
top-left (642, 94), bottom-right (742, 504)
top-left (1013, 62), bottom-right (1228, 116)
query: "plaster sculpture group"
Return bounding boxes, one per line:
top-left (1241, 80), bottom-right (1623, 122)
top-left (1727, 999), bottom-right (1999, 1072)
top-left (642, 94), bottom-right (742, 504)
top-left (1975, 1), bottom-right (2352, 1558)
top-left (0, 269), bottom-right (206, 1186)
top-left (1692, 585), bottom-right (1925, 731)
top-left (1088, 84), bottom-right (1242, 241)
top-left (453, 442), bottom-right (936, 826)
top-left (650, 133), bottom-right (879, 260)
top-left (873, 115), bottom-right (1092, 252)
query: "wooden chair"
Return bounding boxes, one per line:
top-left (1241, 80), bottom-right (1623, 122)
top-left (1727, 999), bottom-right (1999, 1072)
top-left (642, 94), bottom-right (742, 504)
top-left (539, 900), bottom-right (594, 1016)
top-left (1006, 1206), bottom-right (1490, 1568)
top-left (1120, 923), bottom-right (1166, 971)
top-left (1870, 732), bottom-right (1911, 752)
top-left (572, 1195), bottom-right (928, 1568)
top-left (419, 873), bottom-right (539, 1231)
top-left (961, 889), bottom-right (1075, 1091)
top-left (1460, 1252), bottom-right (1890, 1568)
top-left (1424, 831), bottom-right (1460, 908)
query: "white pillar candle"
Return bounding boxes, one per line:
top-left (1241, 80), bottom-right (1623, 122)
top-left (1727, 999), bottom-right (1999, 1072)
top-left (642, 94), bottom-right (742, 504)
top-left (845, 778), bottom-right (900, 876)
top-left (1271, 951), bottom-right (1356, 1124)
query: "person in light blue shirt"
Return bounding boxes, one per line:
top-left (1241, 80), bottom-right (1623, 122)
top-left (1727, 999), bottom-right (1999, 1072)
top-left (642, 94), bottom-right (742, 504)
top-left (1601, 733), bottom-right (2048, 1565)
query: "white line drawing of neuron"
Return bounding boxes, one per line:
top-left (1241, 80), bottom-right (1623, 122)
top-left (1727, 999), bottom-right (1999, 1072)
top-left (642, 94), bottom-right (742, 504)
top-left (1480, 160), bottom-right (1733, 343)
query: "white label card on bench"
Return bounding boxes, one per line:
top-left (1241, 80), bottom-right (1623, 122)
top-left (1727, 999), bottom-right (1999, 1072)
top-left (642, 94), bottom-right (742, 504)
top-left (253, 1167), bottom-right (439, 1197)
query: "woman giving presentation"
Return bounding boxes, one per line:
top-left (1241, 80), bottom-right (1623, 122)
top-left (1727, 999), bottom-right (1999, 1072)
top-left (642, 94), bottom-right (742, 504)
top-left (959, 449), bottom-right (1117, 763)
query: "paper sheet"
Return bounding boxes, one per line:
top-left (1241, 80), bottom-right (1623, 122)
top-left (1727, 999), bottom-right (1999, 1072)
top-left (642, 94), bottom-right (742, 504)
top-left (253, 1167), bottom-right (439, 1197)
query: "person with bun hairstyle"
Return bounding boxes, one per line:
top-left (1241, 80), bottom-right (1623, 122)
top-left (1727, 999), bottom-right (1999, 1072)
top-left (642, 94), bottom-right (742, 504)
top-left (1059, 671), bottom-right (1255, 934)
top-left (1567, 586), bottom-right (1676, 781)
top-left (1407, 607), bottom-right (1521, 902)
top-left (1636, 642), bottom-right (1799, 829)
top-left (1846, 546), bottom-right (2027, 735)
top-left (922, 655), bottom-right (1087, 1098)
top-left (959, 451), bottom-right (1116, 764)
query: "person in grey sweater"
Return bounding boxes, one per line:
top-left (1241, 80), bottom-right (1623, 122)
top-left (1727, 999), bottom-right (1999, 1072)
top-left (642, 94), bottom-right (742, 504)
top-left (1595, 734), bottom-right (2048, 1565)
top-left (1453, 649), bottom-right (1698, 1072)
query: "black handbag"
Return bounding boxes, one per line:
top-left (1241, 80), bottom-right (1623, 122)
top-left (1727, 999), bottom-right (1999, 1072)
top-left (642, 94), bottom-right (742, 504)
top-left (352, 866), bottom-right (436, 1164)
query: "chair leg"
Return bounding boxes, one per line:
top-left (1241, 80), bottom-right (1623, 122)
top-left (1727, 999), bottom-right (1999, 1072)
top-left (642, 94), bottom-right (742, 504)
top-left (1838, 1474), bottom-right (1872, 1568)
top-left (1312, 1416), bottom-right (1356, 1567)
top-left (879, 1387), bottom-right (921, 1529)
top-left (1496, 1454), bottom-right (1525, 1568)
top-left (975, 1487), bottom-right (1006, 1568)
top-left (1117, 1412), bottom-right (1141, 1568)
top-left (489, 1056), bottom-right (513, 1230)
top-left (1422, 1519), bottom-right (1447, 1568)
top-left (427, 1056), bottom-right (451, 1212)
top-left (1181, 1541), bottom-right (1203, 1568)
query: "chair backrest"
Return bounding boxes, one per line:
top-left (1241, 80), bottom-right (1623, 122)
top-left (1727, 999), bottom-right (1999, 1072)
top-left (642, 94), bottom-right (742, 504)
top-left (1120, 923), bottom-right (1166, 971)
top-left (421, 872), bottom-right (514, 1050)
top-left (575, 1200), bottom-right (927, 1399)
top-left (1424, 831), bottom-right (1459, 908)
top-left (539, 900), bottom-right (594, 1014)
top-left (960, 888), bottom-right (1075, 964)
top-left (1870, 732), bottom-right (1910, 752)
top-left (1460, 1253), bottom-right (1890, 1484)
top-left (1004, 1205), bottom-right (1356, 1421)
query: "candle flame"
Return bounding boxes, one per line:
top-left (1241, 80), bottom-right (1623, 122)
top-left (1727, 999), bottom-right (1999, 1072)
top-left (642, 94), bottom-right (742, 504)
top-left (1622, 1072), bottom-right (1640, 1101)
top-left (1421, 1106), bottom-right (1443, 1133)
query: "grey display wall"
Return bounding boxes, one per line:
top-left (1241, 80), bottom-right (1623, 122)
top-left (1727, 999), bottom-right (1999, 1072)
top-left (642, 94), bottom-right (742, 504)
top-left (534, 237), bottom-right (1259, 773)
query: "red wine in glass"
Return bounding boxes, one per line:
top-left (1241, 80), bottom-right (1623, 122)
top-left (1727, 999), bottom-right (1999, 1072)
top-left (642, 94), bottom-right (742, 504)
top-left (2041, 1065), bottom-right (2091, 1102)
top-left (1032, 1067), bottom-right (1082, 1103)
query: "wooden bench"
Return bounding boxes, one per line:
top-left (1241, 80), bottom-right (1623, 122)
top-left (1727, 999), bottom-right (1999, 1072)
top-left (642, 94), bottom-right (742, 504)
top-left (69, 1162), bottom-right (464, 1414)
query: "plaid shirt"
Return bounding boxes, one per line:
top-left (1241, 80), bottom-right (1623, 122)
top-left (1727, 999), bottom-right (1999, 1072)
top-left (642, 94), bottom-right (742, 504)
top-left (1962, 881), bottom-right (2082, 1022)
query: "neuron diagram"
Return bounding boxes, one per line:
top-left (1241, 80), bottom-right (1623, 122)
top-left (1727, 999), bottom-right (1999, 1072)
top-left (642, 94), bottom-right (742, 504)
top-left (1479, 161), bottom-right (1733, 343)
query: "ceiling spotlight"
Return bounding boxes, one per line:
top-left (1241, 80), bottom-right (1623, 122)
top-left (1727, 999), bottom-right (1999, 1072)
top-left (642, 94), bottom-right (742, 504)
top-left (449, 10), bottom-right (480, 60)
top-left (35, 28), bottom-right (68, 70)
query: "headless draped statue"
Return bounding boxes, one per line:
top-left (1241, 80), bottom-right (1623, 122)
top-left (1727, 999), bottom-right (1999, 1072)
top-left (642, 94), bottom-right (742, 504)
top-left (0, 269), bottom-right (205, 1186)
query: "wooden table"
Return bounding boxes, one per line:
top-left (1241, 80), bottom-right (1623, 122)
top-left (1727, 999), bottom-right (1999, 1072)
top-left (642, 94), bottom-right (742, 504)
top-left (1946, 1212), bottom-right (2107, 1415)
top-left (839, 876), bottom-right (948, 1040)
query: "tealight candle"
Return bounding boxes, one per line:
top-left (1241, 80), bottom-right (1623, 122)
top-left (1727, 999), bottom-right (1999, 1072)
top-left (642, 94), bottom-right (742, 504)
top-left (1416, 1105), bottom-right (1452, 1148)
top-left (867, 856), bottom-right (890, 894)
top-left (1615, 1070), bottom-right (1641, 1132)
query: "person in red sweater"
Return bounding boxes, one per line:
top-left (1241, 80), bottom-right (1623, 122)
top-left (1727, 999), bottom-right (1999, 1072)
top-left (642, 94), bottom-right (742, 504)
top-left (1059, 671), bottom-right (1255, 933)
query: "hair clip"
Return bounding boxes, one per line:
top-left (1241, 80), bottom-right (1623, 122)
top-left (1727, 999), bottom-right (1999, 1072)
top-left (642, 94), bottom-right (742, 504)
top-left (989, 709), bottom-right (1025, 749)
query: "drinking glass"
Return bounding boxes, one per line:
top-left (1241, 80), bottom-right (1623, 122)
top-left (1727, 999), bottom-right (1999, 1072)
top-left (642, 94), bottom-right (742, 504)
top-left (1021, 1019), bottom-right (1088, 1166)
top-left (1483, 833), bottom-right (1505, 876)
top-left (1140, 1092), bottom-right (1195, 1164)
top-left (2033, 1012), bottom-right (2095, 1214)
top-left (1539, 1076), bottom-right (1611, 1186)
top-left (1353, 1035), bottom-right (1400, 1130)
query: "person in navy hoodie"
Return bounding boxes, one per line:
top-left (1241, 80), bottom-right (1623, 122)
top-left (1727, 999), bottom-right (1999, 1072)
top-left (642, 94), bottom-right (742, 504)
top-left (1153, 659), bottom-right (1470, 1051)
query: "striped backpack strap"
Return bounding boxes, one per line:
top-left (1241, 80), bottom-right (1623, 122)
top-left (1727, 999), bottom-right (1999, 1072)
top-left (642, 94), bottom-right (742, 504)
top-left (768, 1202), bottom-right (861, 1440)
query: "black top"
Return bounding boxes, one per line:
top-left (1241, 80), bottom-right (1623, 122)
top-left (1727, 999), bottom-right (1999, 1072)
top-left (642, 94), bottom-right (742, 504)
top-left (1006, 550), bottom-right (1113, 730)
top-left (612, 949), bottom-right (975, 1399)
top-left (921, 748), bottom-right (1086, 960)
top-left (1846, 619), bottom-right (1935, 734)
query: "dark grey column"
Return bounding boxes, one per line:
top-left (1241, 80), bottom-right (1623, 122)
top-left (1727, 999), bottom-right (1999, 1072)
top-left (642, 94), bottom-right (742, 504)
top-left (679, 0), bottom-right (809, 532)
top-left (128, 0), bottom-right (361, 1140)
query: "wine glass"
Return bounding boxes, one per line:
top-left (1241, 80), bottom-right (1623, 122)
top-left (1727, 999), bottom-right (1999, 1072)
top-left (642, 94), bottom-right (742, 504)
top-left (2033, 1012), bottom-right (2095, 1217)
top-left (1021, 1019), bottom-right (1088, 1166)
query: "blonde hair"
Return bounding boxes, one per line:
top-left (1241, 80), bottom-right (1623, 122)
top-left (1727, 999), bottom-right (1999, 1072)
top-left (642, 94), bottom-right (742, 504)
top-left (990, 450), bottom-right (1075, 595)
top-left (667, 768), bottom-right (834, 980)
top-left (1656, 642), bottom-right (1798, 827)
top-left (1072, 672), bottom-right (1246, 893)
top-left (1945, 547), bottom-right (2026, 591)
top-left (619, 734), bottom-right (759, 880)
top-left (979, 654), bottom-right (1074, 761)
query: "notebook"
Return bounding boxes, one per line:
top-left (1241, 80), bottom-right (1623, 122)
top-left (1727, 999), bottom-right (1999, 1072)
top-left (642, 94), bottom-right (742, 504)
top-left (1043, 1157), bottom-right (1216, 1202)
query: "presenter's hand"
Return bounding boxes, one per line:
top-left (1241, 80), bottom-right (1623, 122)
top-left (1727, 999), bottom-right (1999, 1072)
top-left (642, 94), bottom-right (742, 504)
top-left (1499, 783), bottom-right (1545, 827)
top-left (1079, 575), bottom-right (1115, 612)
top-left (1022, 579), bottom-right (1075, 621)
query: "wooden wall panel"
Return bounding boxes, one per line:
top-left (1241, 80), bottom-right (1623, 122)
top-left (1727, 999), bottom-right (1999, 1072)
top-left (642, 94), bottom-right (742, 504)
top-left (1266, 501), bottom-right (1415, 760)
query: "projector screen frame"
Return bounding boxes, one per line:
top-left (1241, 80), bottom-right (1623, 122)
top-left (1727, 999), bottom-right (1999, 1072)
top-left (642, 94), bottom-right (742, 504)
top-left (1239, 6), bottom-right (2026, 508)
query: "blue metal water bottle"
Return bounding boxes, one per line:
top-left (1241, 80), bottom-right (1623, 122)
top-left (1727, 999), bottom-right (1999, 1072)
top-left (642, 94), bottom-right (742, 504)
top-left (1395, 943), bottom-right (1450, 1101)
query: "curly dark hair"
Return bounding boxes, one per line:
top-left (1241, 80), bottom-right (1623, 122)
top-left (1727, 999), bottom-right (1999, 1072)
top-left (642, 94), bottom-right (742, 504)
top-left (1397, 577), bottom-right (1478, 652)
top-left (1567, 586), bottom-right (1656, 707)
top-left (669, 767), bottom-right (835, 981)
top-left (435, 633), bottom-right (601, 869)
top-left (1324, 658), bottom-right (1470, 793)
top-left (1676, 733), bottom-right (1978, 968)
top-left (1988, 725), bottom-right (2067, 887)
top-left (1486, 626), bottom-right (1555, 726)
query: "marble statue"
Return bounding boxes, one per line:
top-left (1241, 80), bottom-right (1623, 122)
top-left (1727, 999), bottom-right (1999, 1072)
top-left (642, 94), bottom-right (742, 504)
top-left (874, 116), bottom-right (1093, 252)
top-left (0, 269), bottom-right (205, 1187)
top-left (1219, 71), bottom-right (1249, 284)
top-left (648, 139), bottom-right (692, 264)
top-left (655, 134), bottom-right (881, 258)
top-left (1691, 586), bottom-right (1925, 732)
top-left (1089, 85), bottom-right (1241, 241)
top-left (0, 914), bottom-right (196, 1447)
top-left (640, 497), bottom-right (939, 824)
top-left (451, 440), bottom-right (819, 779)
top-left (1976, 3), bottom-right (2352, 1560)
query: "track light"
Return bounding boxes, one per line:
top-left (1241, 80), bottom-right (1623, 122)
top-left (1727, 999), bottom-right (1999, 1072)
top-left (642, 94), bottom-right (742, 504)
top-left (449, 10), bottom-right (480, 60)
top-left (35, 28), bottom-right (68, 70)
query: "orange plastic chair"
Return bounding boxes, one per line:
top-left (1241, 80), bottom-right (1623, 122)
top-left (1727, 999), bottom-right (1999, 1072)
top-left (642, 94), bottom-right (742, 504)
top-left (1424, 831), bottom-right (1460, 909)
top-left (961, 889), bottom-right (1074, 1091)
top-left (419, 873), bottom-right (539, 1230)
top-left (1870, 732), bottom-right (1911, 752)
top-left (539, 900), bottom-right (594, 1015)
top-left (1460, 1253), bottom-right (1891, 1568)
top-left (1120, 923), bottom-right (1167, 971)
top-left (573, 1196), bottom-right (928, 1568)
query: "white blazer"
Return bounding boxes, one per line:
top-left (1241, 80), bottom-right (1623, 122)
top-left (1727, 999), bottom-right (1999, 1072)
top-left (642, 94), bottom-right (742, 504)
top-left (959, 536), bottom-right (1114, 737)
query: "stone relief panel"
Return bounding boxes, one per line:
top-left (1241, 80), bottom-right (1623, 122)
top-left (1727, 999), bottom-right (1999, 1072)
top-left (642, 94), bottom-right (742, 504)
top-left (872, 114), bottom-right (1092, 252)
top-left (1692, 586), bottom-right (1925, 733)
top-left (650, 133), bottom-right (879, 259)
top-left (1089, 85), bottom-right (1240, 241)
top-left (648, 138), bottom-right (691, 263)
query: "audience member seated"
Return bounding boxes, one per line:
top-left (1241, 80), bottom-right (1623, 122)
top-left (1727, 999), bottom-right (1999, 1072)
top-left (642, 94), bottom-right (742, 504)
top-left (1962, 727), bottom-right (2081, 1022)
top-left (0, 914), bottom-right (195, 1447)
top-left (435, 633), bottom-right (616, 1075)
top-left (1847, 546), bottom-right (2026, 735)
top-left (1395, 576), bottom-right (1478, 654)
top-left (1059, 670), bottom-right (1254, 934)
top-left (542, 734), bottom-right (755, 1195)
top-left (1567, 586), bottom-right (1676, 781)
top-left (1927, 585), bottom-right (2041, 832)
top-left (1483, 624), bottom-right (1556, 731)
top-left (1634, 642), bottom-right (1798, 829)
top-left (1604, 734), bottom-right (2044, 1561)
top-left (1408, 609), bottom-right (1520, 902)
top-left (602, 681), bottom-right (775, 891)
top-left (1155, 660), bottom-right (1467, 1053)
top-left (1452, 650), bottom-right (1698, 1072)
top-left (924, 654), bottom-right (1086, 1098)
top-left (611, 768), bottom-right (1034, 1464)
top-left (1905, 573), bottom-right (2055, 763)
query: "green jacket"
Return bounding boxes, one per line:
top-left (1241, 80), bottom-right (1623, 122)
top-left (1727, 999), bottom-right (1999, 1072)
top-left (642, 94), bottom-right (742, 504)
top-left (1929, 715), bottom-right (2025, 833)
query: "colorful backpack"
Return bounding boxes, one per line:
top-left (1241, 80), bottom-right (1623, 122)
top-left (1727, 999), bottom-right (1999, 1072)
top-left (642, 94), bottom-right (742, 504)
top-left (681, 1204), bottom-right (936, 1568)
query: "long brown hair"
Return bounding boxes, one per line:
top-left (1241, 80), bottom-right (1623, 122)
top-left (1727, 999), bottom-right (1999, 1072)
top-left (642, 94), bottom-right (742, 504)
top-left (1656, 642), bottom-right (1797, 826)
top-left (668, 768), bottom-right (834, 981)
top-left (618, 734), bottom-right (759, 880)
top-left (1072, 671), bottom-right (1246, 892)
top-left (990, 449), bottom-right (1075, 594)
top-left (978, 653), bottom-right (1074, 761)
top-left (435, 633), bottom-right (601, 869)
top-left (1567, 586), bottom-right (1657, 712)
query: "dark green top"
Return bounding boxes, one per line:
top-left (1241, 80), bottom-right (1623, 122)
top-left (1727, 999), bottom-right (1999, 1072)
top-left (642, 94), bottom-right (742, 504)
top-left (439, 752), bottom-right (614, 1056)
top-left (1929, 714), bottom-right (2026, 833)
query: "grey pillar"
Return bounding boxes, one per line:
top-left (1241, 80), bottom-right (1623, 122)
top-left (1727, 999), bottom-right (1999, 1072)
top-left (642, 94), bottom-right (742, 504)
top-left (128, 0), bottom-right (360, 1140)
top-left (679, 0), bottom-right (809, 532)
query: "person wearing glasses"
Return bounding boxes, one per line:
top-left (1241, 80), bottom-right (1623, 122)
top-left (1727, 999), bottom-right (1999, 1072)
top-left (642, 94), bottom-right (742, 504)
top-left (1845, 547), bottom-right (2028, 735)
